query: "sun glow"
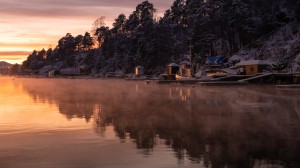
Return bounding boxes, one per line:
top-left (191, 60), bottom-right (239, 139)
top-left (0, 0), bottom-right (173, 65)
top-left (0, 77), bottom-right (91, 132)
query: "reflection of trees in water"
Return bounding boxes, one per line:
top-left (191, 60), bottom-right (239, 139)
top-left (96, 86), bottom-right (300, 168)
top-left (18, 79), bottom-right (300, 167)
top-left (58, 100), bottom-right (94, 122)
top-left (16, 78), bottom-right (101, 122)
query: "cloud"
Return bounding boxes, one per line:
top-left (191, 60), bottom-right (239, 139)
top-left (0, 0), bottom-right (174, 64)
top-left (0, 55), bottom-right (28, 64)
top-left (0, 42), bottom-right (51, 49)
top-left (0, 51), bottom-right (31, 56)
top-left (0, 0), bottom-right (173, 18)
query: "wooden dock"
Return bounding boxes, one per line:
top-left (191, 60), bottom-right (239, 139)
top-left (238, 73), bottom-right (273, 82)
top-left (217, 75), bottom-right (254, 81)
top-left (199, 81), bottom-right (248, 86)
top-left (125, 78), bottom-right (147, 81)
top-left (276, 84), bottom-right (300, 88)
top-left (156, 79), bottom-right (198, 84)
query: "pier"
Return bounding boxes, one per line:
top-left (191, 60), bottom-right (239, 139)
top-left (199, 81), bottom-right (248, 86)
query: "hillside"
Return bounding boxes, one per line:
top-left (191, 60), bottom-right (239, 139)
top-left (230, 23), bottom-right (300, 70)
top-left (20, 0), bottom-right (300, 75)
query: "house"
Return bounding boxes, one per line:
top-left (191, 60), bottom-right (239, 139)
top-left (235, 60), bottom-right (272, 75)
top-left (79, 65), bottom-right (92, 74)
top-left (167, 63), bottom-right (179, 75)
top-left (135, 66), bottom-right (144, 77)
top-left (204, 56), bottom-right (225, 74)
top-left (161, 63), bottom-right (179, 80)
top-left (179, 61), bottom-right (194, 78)
top-left (48, 70), bottom-right (60, 77)
top-left (60, 68), bottom-right (80, 76)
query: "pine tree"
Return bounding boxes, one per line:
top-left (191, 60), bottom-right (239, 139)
top-left (82, 32), bottom-right (94, 50)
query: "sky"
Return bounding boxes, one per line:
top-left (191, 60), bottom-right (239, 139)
top-left (0, 0), bottom-right (174, 64)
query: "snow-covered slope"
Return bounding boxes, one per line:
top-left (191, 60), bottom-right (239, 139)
top-left (230, 22), bottom-right (300, 69)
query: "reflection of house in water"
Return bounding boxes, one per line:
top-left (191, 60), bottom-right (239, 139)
top-left (168, 87), bottom-right (192, 101)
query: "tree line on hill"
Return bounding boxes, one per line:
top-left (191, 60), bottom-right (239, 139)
top-left (21, 0), bottom-right (300, 75)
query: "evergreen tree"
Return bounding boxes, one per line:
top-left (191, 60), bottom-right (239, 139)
top-left (82, 32), bottom-right (94, 50)
top-left (95, 26), bottom-right (110, 49)
top-left (112, 14), bottom-right (127, 35)
top-left (75, 35), bottom-right (84, 51)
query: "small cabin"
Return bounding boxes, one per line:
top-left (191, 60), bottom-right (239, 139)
top-left (167, 63), bottom-right (179, 75)
top-left (161, 63), bottom-right (179, 80)
top-left (135, 66), bottom-right (144, 77)
top-left (48, 70), bottom-right (60, 77)
top-left (179, 61), bottom-right (194, 77)
top-left (235, 60), bottom-right (272, 75)
top-left (60, 68), bottom-right (80, 76)
top-left (79, 65), bottom-right (92, 74)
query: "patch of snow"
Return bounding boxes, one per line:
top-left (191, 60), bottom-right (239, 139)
top-left (168, 63), bottom-right (179, 67)
top-left (222, 68), bottom-right (237, 75)
top-left (235, 60), bottom-right (273, 66)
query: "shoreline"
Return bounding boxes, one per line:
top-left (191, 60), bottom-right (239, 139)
top-left (2, 74), bottom-right (300, 88)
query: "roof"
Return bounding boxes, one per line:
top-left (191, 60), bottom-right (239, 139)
top-left (206, 56), bottom-right (225, 65)
top-left (235, 60), bottom-right (272, 66)
top-left (180, 61), bottom-right (192, 65)
top-left (168, 63), bottom-right (179, 67)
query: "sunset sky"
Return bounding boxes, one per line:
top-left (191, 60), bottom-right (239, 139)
top-left (0, 0), bottom-right (173, 64)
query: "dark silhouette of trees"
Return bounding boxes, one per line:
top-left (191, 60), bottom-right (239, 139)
top-left (82, 32), bottom-right (94, 50)
top-left (22, 0), bottom-right (298, 74)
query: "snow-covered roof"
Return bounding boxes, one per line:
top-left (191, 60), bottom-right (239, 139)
top-left (228, 55), bottom-right (245, 62)
top-left (235, 60), bottom-right (272, 66)
top-left (180, 61), bottom-right (192, 65)
top-left (206, 56), bottom-right (224, 65)
top-left (168, 63), bottom-right (179, 67)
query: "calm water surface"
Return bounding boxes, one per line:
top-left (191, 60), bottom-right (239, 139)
top-left (0, 76), bottom-right (300, 168)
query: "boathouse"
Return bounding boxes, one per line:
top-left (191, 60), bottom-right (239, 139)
top-left (167, 63), bottom-right (179, 75)
top-left (135, 66), bottom-right (144, 77)
top-left (179, 61), bottom-right (194, 77)
top-left (235, 60), bottom-right (272, 75)
top-left (161, 63), bottom-right (179, 80)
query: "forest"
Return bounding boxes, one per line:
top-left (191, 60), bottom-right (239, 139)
top-left (21, 0), bottom-right (300, 75)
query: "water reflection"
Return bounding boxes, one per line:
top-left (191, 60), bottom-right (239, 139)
top-left (11, 77), bottom-right (300, 167)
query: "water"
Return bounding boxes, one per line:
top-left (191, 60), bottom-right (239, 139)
top-left (0, 76), bottom-right (300, 168)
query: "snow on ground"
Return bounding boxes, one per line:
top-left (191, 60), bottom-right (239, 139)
top-left (229, 22), bottom-right (300, 70)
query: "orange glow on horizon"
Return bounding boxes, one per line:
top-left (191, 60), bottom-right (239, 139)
top-left (0, 0), bottom-right (173, 65)
top-left (0, 77), bottom-right (91, 132)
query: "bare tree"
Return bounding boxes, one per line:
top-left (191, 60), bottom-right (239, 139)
top-left (91, 16), bottom-right (106, 47)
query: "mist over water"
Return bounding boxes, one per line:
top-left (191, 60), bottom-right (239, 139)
top-left (1, 76), bottom-right (300, 168)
